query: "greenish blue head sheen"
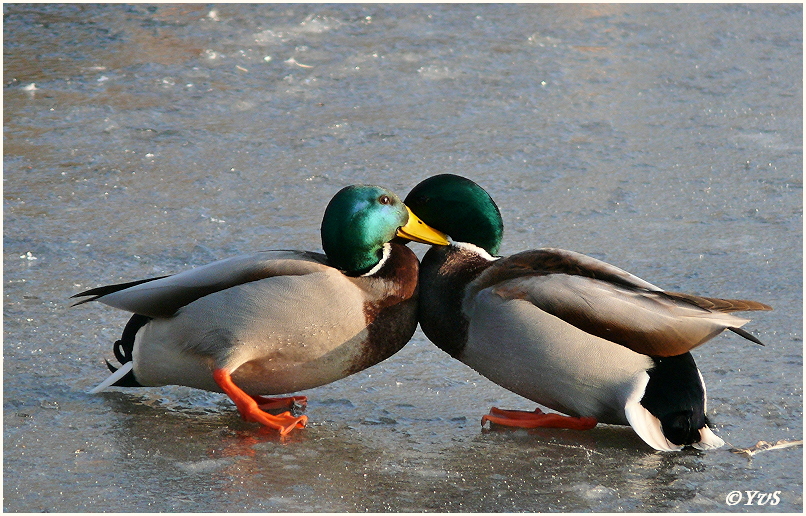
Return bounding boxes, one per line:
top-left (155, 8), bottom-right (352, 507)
top-left (321, 185), bottom-right (408, 274)
top-left (404, 174), bottom-right (503, 255)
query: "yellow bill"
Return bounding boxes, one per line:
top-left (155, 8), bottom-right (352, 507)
top-left (396, 206), bottom-right (450, 245)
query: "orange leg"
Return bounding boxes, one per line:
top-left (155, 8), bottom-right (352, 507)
top-left (481, 406), bottom-right (598, 431)
top-left (213, 369), bottom-right (308, 436)
top-left (249, 394), bottom-right (308, 412)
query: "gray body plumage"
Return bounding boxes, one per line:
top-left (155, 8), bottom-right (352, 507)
top-left (462, 286), bottom-right (654, 425)
top-left (418, 243), bottom-right (769, 450)
top-left (77, 249), bottom-right (417, 396)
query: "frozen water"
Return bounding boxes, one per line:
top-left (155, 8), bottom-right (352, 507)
top-left (4, 4), bottom-right (802, 512)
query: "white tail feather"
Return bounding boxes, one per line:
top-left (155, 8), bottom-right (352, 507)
top-left (692, 426), bottom-right (725, 450)
top-left (623, 372), bottom-right (683, 452)
top-left (625, 400), bottom-right (683, 452)
top-left (89, 361), bottom-right (134, 394)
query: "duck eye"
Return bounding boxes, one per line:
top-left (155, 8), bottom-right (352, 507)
top-left (379, 195), bottom-right (391, 205)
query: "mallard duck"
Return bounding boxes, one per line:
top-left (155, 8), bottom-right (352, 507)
top-left (73, 185), bottom-right (449, 436)
top-left (404, 174), bottom-right (772, 451)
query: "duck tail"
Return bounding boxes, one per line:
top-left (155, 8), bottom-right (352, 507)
top-left (624, 398), bottom-right (682, 452)
top-left (89, 361), bottom-right (135, 393)
top-left (658, 409), bottom-right (705, 447)
top-left (638, 353), bottom-right (724, 450)
top-left (728, 326), bottom-right (765, 346)
top-left (692, 422), bottom-right (726, 450)
top-left (89, 314), bottom-right (149, 392)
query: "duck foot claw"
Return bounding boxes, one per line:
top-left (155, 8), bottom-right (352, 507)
top-left (213, 369), bottom-right (308, 436)
top-left (481, 406), bottom-right (598, 431)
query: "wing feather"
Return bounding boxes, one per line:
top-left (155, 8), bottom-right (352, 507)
top-left (71, 250), bottom-right (331, 317)
top-left (471, 249), bottom-right (770, 356)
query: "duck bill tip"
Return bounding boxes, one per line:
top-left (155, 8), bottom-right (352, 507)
top-left (396, 206), bottom-right (450, 246)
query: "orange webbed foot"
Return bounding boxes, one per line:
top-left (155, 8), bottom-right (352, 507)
top-left (481, 406), bottom-right (597, 431)
top-left (213, 369), bottom-right (308, 436)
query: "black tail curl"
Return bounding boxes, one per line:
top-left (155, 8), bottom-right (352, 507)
top-left (104, 314), bottom-right (150, 387)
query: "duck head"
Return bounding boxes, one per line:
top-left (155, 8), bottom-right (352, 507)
top-left (321, 185), bottom-right (449, 274)
top-left (404, 174), bottom-right (504, 255)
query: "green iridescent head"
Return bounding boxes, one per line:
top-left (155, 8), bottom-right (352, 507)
top-left (404, 174), bottom-right (504, 255)
top-left (321, 185), bottom-right (449, 274)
